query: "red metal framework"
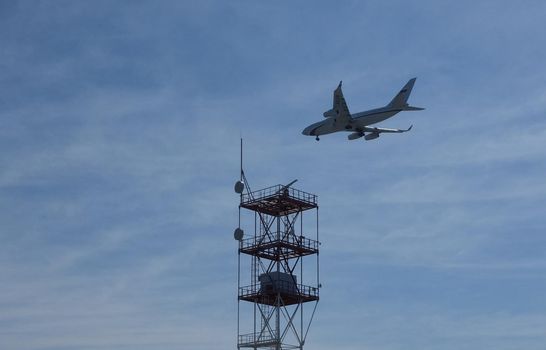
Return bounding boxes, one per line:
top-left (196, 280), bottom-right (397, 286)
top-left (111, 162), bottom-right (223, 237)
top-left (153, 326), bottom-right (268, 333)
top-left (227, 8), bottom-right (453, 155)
top-left (239, 233), bottom-right (318, 260)
top-left (241, 184), bottom-right (317, 216)
top-left (237, 182), bottom-right (320, 350)
top-left (239, 282), bottom-right (319, 306)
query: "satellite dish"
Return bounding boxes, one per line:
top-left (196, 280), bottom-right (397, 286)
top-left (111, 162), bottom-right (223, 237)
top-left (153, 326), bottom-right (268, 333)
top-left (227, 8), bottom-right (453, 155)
top-left (234, 228), bottom-right (244, 241)
top-left (234, 180), bottom-right (245, 194)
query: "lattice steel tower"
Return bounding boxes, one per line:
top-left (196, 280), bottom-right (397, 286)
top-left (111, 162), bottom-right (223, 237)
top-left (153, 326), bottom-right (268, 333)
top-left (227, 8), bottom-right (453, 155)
top-left (234, 140), bottom-right (320, 350)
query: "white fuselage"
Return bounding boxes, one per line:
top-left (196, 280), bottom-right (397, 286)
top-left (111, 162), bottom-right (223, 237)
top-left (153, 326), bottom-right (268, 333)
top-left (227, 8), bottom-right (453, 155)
top-left (302, 106), bottom-right (402, 136)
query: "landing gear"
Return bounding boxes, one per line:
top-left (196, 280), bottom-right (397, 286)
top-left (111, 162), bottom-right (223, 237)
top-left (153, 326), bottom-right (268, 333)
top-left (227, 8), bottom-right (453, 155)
top-left (315, 136), bottom-right (320, 141)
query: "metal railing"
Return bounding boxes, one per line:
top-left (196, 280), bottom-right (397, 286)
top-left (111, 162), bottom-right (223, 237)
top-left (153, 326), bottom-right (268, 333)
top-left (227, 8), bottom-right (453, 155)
top-left (239, 282), bottom-right (319, 298)
top-left (238, 332), bottom-right (279, 346)
top-left (241, 184), bottom-right (317, 206)
top-left (240, 233), bottom-right (319, 251)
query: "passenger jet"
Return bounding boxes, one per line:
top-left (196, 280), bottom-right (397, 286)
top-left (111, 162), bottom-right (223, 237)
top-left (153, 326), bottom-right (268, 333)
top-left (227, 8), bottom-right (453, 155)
top-left (302, 78), bottom-right (424, 141)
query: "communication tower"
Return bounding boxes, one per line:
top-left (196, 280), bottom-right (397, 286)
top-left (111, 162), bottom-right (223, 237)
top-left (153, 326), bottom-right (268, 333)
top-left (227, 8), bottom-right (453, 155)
top-left (234, 140), bottom-right (320, 350)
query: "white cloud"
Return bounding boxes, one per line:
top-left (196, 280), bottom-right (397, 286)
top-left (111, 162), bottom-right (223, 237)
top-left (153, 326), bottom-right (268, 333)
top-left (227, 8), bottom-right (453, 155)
top-left (2, 1), bottom-right (546, 349)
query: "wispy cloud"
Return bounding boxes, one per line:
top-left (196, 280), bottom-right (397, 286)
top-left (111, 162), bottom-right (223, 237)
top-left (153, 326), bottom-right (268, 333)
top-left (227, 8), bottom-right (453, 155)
top-left (1, 1), bottom-right (546, 350)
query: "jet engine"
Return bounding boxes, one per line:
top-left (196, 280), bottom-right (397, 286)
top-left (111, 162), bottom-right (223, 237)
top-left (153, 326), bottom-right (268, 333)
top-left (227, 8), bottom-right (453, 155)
top-left (364, 132), bottom-right (380, 141)
top-left (323, 108), bottom-right (337, 118)
top-left (347, 132), bottom-right (364, 140)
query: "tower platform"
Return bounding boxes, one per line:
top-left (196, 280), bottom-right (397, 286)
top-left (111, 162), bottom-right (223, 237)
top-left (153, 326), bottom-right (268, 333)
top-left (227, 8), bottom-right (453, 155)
top-left (239, 283), bottom-right (319, 306)
top-left (239, 233), bottom-right (319, 260)
top-left (238, 333), bottom-right (279, 348)
top-left (241, 184), bottom-right (317, 216)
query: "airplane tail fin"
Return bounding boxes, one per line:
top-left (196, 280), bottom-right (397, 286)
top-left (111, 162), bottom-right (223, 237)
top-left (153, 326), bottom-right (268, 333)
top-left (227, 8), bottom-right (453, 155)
top-left (387, 78), bottom-right (424, 110)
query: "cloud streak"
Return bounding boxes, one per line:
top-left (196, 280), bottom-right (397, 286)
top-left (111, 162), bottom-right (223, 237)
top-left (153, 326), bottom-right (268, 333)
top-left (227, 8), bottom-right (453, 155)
top-left (1, 1), bottom-right (546, 350)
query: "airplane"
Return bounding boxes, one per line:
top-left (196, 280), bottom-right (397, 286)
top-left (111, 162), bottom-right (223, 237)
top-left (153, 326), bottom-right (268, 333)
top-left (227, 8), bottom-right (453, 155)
top-left (302, 78), bottom-right (424, 141)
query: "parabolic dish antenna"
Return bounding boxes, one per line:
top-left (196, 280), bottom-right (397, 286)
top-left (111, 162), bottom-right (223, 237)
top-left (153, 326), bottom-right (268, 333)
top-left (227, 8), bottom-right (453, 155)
top-left (234, 228), bottom-right (244, 241)
top-left (234, 180), bottom-right (245, 194)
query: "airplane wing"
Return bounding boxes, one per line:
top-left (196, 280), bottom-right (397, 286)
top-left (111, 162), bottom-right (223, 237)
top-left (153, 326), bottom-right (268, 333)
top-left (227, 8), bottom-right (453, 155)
top-left (363, 125), bottom-right (412, 133)
top-left (333, 81), bottom-right (350, 116)
top-left (347, 125), bottom-right (413, 140)
top-left (324, 81), bottom-right (351, 125)
top-left (333, 81), bottom-right (351, 124)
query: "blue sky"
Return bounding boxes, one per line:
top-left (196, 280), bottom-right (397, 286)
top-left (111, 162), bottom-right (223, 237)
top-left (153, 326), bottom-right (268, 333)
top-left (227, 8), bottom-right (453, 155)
top-left (1, 1), bottom-right (546, 349)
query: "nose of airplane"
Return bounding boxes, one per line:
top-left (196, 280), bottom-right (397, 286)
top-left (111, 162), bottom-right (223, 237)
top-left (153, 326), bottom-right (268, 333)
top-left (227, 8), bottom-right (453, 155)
top-left (302, 124), bottom-right (315, 135)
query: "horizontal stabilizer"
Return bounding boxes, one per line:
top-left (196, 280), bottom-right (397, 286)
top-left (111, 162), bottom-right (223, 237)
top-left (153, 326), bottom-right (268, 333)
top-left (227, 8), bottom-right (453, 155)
top-left (403, 105), bottom-right (425, 111)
